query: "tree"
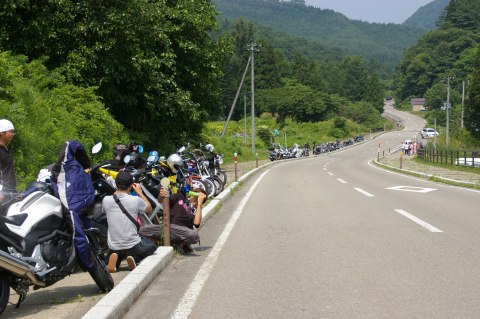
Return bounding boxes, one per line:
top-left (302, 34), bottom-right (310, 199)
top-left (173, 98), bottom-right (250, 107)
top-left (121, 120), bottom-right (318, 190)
top-left (465, 48), bottom-right (480, 136)
top-left (363, 74), bottom-right (384, 112)
top-left (0, 52), bottom-right (128, 186)
top-left (0, 0), bottom-right (230, 147)
top-left (341, 56), bottom-right (368, 102)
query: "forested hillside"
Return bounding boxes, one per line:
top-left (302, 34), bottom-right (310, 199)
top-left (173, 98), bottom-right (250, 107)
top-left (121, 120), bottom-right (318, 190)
top-left (217, 18), bottom-right (386, 132)
top-left (214, 0), bottom-right (426, 69)
top-left (394, 0), bottom-right (480, 138)
top-left (403, 0), bottom-right (450, 30)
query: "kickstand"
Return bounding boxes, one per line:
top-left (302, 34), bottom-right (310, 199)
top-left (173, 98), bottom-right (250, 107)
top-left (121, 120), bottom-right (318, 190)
top-left (16, 293), bottom-right (26, 309)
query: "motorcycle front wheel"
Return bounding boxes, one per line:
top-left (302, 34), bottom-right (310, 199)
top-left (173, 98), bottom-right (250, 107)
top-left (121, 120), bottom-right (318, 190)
top-left (200, 178), bottom-right (216, 198)
top-left (211, 176), bottom-right (224, 196)
top-left (87, 247), bottom-right (114, 292)
top-left (214, 169), bottom-right (227, 187)
top-left (0, 276), bottom-right (9, 315)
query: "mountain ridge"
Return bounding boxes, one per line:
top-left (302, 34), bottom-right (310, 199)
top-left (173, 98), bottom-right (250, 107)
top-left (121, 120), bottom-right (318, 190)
top-left (213, 0), bottom-right (426, 68)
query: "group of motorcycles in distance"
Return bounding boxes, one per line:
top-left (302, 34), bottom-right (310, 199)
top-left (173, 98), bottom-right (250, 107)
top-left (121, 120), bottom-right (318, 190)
top-left (269, 134), bottom-right (365, 161)
top-left (0, 141), bottom-right (226, 313)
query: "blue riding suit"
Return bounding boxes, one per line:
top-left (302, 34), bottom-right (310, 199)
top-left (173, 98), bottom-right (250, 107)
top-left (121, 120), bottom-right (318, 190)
top-left (51, 140), bottom-right (95, 270)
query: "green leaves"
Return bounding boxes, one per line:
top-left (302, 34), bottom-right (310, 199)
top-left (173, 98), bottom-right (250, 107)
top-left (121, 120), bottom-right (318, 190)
top-left (0, 52), bottom-right (129, 188)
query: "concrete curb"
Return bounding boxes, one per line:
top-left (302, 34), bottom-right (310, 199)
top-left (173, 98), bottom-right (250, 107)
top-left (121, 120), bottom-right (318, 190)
top-left (82, 161), bottom-right (272, 319)
top-left (82, 247), bottom-right (173, 319)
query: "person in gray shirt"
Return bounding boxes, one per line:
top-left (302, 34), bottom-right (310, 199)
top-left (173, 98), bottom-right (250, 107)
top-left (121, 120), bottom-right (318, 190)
top-left (103, 171), bottom-right (156, 272)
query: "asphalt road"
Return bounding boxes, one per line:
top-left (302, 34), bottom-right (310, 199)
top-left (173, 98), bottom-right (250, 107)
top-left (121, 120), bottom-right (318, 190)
top-left (125, 102), bottom-right (480, 318)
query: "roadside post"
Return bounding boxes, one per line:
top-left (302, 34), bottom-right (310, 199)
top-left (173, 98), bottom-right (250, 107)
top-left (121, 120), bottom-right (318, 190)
top-left (160, 178), bottom-right (171, 246)
top-left (234, 152), bottom-right (238, 181)
top-left (256, 152), bottom-right (258, 168)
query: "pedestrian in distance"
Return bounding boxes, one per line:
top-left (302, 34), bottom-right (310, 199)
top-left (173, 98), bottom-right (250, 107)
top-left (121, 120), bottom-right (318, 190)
top-left (103, 171), bottom-right (157, 272)
top-left (158, 187), bottom-right (207, 254)
top-left (0, 119), bottom-right (16, 202)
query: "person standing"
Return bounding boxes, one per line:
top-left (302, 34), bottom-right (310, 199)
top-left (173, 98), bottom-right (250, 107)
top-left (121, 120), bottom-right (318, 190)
top-left (103, 171), bottom-right (156, 272)
top-left (0, 119), bottom-right (16, 202)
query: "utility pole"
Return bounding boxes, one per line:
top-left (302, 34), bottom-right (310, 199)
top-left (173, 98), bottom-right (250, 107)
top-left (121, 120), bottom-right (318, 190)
top-left (243, 92), bottom-right (247, 146)
top-left (221, 56), bottom-right (252, 138)
top-left (444, 76), bottom-right (454, 148)
top-left (247, 43), bottom-right (260, 153)
top-left (461, 80), bottom-right (465, 129)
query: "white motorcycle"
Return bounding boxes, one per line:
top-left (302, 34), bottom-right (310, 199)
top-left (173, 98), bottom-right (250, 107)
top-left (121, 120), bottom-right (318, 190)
top-left (0, 143), bottom-right (113, 314)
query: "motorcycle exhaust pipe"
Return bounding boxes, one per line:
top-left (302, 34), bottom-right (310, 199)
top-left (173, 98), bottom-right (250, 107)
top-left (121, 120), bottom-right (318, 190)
top-left (0, 250), bottom-right (46, 287)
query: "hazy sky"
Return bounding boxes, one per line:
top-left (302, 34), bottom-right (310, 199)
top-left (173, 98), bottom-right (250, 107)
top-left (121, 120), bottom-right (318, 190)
top-left (305, 0), bottom-right (434, 24)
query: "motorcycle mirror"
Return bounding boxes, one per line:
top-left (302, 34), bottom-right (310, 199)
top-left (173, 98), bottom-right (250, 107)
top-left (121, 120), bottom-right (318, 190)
top-left (138, 145), bottom-right (144, 153)
top-left (124, 155), bottom-right (131, 164)
top-left (160, 177), bottom-right (170, 188)
top-left (92, 142), bottom-right (103, 155)
top-left (178, 146), bottom-right (185, 153)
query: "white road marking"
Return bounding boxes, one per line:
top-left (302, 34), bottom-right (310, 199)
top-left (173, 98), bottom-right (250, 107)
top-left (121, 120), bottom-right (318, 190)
top-left (327, 172), bottom-right (334, 176)
top-left (394, 209), bottom-right (443, 233)
top-left (170, 170), bottom-right (270, 319)
top-left (323, 167), bottom-right (327, 171)
top-left (387, 186), bottom-right (437, 193)
top-left (337, 178), bottom-right (347, 184)
top-left (354, 187), bottom-right (374, 197)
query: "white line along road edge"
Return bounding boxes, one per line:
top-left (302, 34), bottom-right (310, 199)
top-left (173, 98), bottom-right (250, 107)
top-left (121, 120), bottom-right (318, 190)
top-left (394, 209), bottom-right (443, 233)
top-left (170, 169), bottom-right (271, 319)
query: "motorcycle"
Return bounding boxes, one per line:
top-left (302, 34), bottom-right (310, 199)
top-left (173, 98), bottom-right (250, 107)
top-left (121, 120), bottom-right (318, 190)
top-left (0, 143), bottom-right (114, 314)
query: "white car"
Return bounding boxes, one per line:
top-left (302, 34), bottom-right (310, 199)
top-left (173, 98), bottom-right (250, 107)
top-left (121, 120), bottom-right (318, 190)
top-left (421, 128), bottom-right (439, 138)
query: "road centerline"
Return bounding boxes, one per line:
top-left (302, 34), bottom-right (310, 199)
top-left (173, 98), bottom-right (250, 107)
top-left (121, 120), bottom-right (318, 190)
top-left (354, 187), bottom-right (374, 197)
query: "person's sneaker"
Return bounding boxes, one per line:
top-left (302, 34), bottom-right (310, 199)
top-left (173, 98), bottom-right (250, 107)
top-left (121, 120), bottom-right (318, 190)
top-left (126, 256), bottom-right (137, 270)
top-left (107, 253), bottom-right (118, 273)
top-left (181, 244), bottom-right (194, 254)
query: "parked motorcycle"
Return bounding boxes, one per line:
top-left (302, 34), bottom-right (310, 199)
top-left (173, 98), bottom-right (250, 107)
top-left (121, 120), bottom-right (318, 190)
top-left (0, 143), bottom-right (114, 314)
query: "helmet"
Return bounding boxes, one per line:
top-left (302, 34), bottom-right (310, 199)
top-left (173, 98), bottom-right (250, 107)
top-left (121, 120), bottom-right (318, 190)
top-left (148, 150), bottom-right (159, 163)
top-left (167, 153), bottom-right (183, 173)
top-left (205, 144), bottom-right (214, 152)
top-left (113, 144), bottom-right (127, 158)
top-left (0, 119), bottom-right (14, 133)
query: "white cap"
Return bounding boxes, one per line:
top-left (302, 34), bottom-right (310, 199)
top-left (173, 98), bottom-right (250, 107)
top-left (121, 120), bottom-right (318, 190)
top-left (0, 119), bottom-right (14, 132)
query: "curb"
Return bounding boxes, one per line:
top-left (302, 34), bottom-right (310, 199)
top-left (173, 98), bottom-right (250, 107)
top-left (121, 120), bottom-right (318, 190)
top-left (82, 161), bottom-right (272, 319)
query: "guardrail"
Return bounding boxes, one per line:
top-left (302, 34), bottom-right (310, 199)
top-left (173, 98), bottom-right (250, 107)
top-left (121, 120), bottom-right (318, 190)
top-left (417, 148), bottom-right (480, 167)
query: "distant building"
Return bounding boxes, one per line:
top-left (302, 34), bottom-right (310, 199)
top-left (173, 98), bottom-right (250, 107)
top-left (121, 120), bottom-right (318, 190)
top-left (411, 98), bottom-right (426, 112)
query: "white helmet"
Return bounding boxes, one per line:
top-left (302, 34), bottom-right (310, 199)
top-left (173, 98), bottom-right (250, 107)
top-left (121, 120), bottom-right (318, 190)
top-left (205, 144), bottom-right (214, 152)
top-left (0, 119), bottom-right (14, 133)
top-left (167, 153), bottom-right (183, 173)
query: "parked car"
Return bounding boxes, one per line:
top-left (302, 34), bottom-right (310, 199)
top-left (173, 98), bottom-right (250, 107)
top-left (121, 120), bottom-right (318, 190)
top-left (421, 128), bottom-right (439, 138)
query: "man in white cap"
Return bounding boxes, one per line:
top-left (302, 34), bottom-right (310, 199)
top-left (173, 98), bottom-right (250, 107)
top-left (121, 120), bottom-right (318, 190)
top-left (0, 119), bottom-right (16, 201)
